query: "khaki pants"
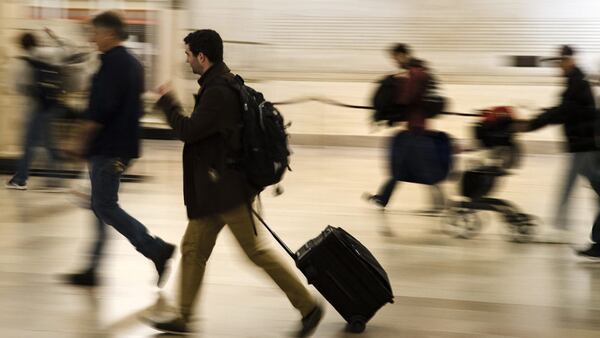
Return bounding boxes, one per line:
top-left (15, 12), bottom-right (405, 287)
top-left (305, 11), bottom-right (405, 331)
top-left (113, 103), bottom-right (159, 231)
top-left (178, 203), bottom-right (316, 320)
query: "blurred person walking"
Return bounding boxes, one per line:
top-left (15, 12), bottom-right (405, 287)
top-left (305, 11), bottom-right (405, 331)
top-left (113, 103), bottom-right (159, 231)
top-left (366, 43), bottom-right (448, 213)
top-left (6, 29), bottom-right (72, 190)
top-left (61, 11), bottom-right (175, 287)
top-left (514, 45), bottom-right (600, 248)
top-left (146, 29), bottom-right (323, 337)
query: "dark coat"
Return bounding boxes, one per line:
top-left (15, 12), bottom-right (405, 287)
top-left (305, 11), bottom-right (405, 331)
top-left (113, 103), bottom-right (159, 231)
top-left (529, 66), bottom-right (598, 153)
top-left (156, 62), bottom-right (254, 219)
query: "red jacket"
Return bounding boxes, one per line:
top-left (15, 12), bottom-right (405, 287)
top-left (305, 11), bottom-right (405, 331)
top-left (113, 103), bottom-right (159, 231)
top-left (395, 66), bottom-right (430, 130)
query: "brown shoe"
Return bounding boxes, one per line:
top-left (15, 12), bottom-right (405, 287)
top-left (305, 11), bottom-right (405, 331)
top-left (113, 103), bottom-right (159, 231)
top-left (297, 305), bottom-right (324, 338)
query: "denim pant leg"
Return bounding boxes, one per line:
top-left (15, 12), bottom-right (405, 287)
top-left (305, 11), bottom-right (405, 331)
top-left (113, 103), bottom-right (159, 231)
top-left (588, 181), bottom-right (600, 244)
top-left (377, 178), bottom-right (397, 206)
top-left (13, 112), bottom-right (44, 184)
top-left (575, 152), bottom-right (600, 243)
top-left (40, 106), bottom-right (64, 173)
top-left (554, 153), bottom-right (582, 229)
top-left (86, 214), bottom-right (108, 272)
top-left (89, 156), bottom-right (164, 261)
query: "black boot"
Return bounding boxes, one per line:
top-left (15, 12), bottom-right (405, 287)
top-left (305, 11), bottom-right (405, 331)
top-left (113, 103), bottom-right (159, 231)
top-left (153, 242), bottom-right (176, 287)
top-left (62, 269), bottom-right (98, 287)
top-left (576, 243), bottom-right (600, 259)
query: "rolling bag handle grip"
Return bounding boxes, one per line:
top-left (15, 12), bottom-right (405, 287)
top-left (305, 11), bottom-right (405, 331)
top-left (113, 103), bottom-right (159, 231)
top-left (251, 208), bottom-right (297, 260)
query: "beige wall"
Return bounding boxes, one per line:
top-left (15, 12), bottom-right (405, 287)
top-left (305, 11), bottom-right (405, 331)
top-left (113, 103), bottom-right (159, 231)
top-left (163, 0), bottom-right (598, 147)
top-left (0, 0), bottom-right (596, 154)
top-left (179, 0), bottom-right (600, 83)
top-left (0, 2), bottom-right (25, 156)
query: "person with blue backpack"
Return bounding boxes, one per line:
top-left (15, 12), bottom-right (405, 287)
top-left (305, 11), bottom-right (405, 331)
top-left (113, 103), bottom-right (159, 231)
top-left (149, 29), bottom-right (322, 337)
top-left (365, 43), bottom-right (450, 213)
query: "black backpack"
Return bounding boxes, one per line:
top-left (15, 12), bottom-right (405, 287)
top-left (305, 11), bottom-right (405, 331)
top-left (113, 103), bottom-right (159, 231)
top-left (421, 72), bottom-right (446, 119)
top-left (372, 75), bottom-right (407, 123)
top-left (372, 68), bottom-right (446, 123)
top-left (226, 75), bottom-right (291, 191)
top-left (20, 57), bottom-right (63, 108)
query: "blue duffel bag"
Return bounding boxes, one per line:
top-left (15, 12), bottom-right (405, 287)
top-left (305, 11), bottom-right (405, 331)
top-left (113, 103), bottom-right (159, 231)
top-left (390, 130), bottom-right (452, 185)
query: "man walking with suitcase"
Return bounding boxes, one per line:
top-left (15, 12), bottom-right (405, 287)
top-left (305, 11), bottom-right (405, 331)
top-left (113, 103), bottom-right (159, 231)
top-left (148, 29), bottom-right (323, 337)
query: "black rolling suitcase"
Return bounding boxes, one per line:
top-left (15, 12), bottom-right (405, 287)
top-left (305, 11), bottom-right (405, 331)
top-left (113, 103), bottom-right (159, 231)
top-left (253, 212), bottom-right (394, 333)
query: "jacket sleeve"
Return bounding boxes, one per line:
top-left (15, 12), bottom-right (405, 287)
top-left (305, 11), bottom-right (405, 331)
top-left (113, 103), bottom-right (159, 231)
top-left (530, 75), bottom-right (591, 131)
top-left (156, 87), bottom-right (223, 144)
top-left (528, 106), bottom-right (565, 131)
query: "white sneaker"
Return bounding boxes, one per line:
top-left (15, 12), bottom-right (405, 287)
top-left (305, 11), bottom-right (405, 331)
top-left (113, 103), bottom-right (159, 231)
top-left (5, 179), bottom-right (27, 190)
top-left (533, 227), bottom-right (573, 244)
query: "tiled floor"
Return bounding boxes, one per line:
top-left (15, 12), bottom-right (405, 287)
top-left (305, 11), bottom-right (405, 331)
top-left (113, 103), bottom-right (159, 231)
top-left (1, 141), bottom-right (599, 338)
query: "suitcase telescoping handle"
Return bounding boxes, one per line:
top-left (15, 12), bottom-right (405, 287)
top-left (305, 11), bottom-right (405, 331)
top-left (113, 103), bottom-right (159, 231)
top-left (251, 209), bottom-right (297, 260)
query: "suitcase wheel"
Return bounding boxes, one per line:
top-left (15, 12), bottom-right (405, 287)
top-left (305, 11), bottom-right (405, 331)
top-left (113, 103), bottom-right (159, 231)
top-left (347, 316), bottom-right (367, 333)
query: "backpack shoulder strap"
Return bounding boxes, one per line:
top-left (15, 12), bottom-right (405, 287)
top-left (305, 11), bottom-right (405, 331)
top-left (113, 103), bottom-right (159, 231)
top-left (218, 73), bottom-right (241, 87)
top-left (216, 74), bottom-right (246, 101)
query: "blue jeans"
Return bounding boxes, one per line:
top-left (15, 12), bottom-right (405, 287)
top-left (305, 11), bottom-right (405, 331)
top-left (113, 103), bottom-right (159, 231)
top-left (572, 152), bottom-right (600, 243)
top-left (12, 105), bottom-right (64, 184)
top-left (554, 153), bottom-right (582, 229)
top-left (87, 156), bottom-right (166, 271)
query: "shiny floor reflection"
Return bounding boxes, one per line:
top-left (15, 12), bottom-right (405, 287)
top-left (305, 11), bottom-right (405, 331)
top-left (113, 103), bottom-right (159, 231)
top-left (1, 141), bottom-right (600, 338)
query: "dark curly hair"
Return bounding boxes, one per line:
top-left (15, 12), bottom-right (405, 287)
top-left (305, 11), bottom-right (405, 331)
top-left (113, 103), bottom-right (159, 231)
top-left (184, 30), bottom-right (223, 63)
